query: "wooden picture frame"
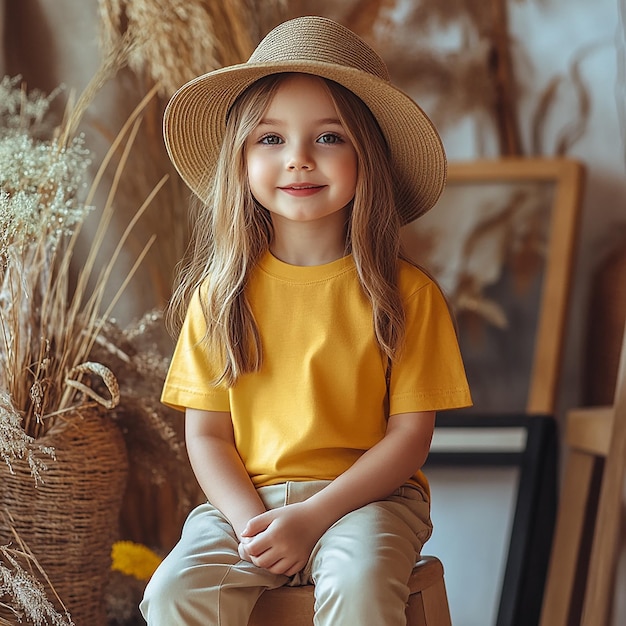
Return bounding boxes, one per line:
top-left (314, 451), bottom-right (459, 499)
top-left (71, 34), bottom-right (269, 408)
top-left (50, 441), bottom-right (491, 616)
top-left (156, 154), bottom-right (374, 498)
top-left (402, 157), bottom-right (585, 415)
top-left (403, 158), bottom-right (585, 626)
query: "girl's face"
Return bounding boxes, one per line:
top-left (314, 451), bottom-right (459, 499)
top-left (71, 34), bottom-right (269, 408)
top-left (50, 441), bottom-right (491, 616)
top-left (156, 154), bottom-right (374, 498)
top-left (245, 74), bottom-right (358, 229)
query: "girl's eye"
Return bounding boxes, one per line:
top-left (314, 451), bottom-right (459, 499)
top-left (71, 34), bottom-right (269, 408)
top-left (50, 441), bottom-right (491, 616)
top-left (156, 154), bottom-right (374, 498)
top-left (259, 134), bottom-right (283, 145)
top-left (318, 133), bottom-right (343, 145)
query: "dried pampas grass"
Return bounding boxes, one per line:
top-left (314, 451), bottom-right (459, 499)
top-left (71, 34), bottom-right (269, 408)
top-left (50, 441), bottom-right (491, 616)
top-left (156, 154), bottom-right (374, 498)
top-left (98, 0), bottom-right (288, 95)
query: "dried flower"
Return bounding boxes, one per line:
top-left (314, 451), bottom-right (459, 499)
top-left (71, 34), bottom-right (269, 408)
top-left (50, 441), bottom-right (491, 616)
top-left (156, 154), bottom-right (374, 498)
top-left (0, 392), bottom-right (55, 486)
top-left (0, 77), bottom-right (92, 259)
top-left (0, 66), bottom-right (162, 442)
top-left (0, 544), bottom-right (73, 626)
top-left (111, 541), bottom-right (162, 581)
top-left (0, 75), bottom-right (58, 134)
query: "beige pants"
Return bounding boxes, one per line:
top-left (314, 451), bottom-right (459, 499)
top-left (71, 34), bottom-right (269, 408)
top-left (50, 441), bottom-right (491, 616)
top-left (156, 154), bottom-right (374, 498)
top-left (140, 480), bottom-right (432, 626)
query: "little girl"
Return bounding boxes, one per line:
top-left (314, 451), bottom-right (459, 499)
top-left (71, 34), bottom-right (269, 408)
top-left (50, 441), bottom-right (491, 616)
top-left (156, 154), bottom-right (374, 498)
top-left (141, 15), bottom-right (471, 626)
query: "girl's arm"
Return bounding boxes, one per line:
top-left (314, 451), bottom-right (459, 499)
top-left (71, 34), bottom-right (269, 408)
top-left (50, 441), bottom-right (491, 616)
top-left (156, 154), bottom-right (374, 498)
top-left (305, 409), bottom-right (436, 516)
top-left (185, 408), bottom-right (266, 540)
top-left (240, 410), bottom-right (435, 575)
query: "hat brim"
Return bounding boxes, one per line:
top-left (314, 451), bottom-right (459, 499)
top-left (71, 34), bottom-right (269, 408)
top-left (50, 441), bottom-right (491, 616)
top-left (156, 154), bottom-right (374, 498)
top-left (163, 60), bottom-right (447, 225)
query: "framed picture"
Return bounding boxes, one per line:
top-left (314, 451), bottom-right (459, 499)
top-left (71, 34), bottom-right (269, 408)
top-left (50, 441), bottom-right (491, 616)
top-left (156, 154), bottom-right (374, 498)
top-left (403, 158), bottom-right (585, 626)
top-left (401, 157), bottom-right (585, 415)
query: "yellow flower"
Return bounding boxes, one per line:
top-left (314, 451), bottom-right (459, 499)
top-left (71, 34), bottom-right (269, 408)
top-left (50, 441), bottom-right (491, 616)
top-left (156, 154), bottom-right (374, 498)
top-left (111, 541), bottom-right (162, 581)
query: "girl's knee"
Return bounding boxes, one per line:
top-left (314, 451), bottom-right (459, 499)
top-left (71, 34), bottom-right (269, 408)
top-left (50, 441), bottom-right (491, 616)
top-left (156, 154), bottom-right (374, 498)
top-left (313, 562), bottom-right (410, 626)
top-left (140, 564), bottom-right (187, 620)
top-left (141, 557), bottom-right (227, 621)
top-left (315, 558), bottom-right (393, 599)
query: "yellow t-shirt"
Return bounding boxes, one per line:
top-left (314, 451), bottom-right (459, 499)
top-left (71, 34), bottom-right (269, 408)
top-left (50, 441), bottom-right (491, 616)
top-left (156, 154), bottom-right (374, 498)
top-left (161, 252), bottom-right (472, 491)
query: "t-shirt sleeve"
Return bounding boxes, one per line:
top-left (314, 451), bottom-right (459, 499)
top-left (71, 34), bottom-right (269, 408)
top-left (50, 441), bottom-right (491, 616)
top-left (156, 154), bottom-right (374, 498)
top-left (160, 289), bottom-right (230, 413)
top-left (389, 279), bottom-right (472, 415)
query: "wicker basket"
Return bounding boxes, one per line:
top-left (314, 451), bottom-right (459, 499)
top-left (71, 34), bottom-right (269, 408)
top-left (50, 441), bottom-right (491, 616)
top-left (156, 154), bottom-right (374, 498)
top-left (0, 409), bottom-right (128, 626)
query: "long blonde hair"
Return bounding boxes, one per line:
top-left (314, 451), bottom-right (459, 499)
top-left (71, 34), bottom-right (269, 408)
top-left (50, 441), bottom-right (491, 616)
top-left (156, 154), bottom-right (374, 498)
top-left (167, 73), bottom-right (405, 386)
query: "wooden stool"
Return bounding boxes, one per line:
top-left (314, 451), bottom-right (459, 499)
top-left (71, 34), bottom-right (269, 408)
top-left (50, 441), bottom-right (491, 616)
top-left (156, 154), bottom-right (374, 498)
top-left (249, 555), bottom-right (451, 626)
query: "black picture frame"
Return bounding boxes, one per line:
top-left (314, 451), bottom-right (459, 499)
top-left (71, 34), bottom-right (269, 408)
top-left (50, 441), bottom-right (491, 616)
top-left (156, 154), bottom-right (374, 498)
top-left (424, 412), bottom-right (558, 626)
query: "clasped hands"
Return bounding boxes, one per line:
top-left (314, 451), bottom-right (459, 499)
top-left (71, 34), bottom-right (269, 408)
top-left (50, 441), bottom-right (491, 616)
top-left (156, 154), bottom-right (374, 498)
top-left (238, 501), bottom-right (328, 577)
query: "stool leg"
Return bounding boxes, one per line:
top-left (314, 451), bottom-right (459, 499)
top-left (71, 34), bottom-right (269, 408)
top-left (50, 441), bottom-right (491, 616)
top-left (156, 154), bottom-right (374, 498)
top-left (421, 580), bottom-right (452, 626)
top-left (405, 582), bottom-right (452, 626)
top-left (406, 592), bottom-right (427, 626)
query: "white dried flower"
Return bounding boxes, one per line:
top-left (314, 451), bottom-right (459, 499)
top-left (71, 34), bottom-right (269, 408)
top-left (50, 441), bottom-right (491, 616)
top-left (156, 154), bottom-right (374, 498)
top-left (0, 545), bottom-right (74, 626)
top-left (0, 129), bottom-right (92, 254)
top-left (0, 392), bottom-right (55, 486)
top-left (0, 75), bottom-right (56, 132)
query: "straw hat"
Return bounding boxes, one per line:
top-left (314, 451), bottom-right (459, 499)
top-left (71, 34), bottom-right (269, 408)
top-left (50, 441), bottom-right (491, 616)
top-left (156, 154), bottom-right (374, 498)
top-left (163, 15), bottom-right (447, 224)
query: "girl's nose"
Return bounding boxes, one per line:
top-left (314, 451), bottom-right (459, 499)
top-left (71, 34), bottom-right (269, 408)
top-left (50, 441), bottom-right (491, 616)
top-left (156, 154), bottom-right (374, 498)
top-left (286, 145), bottom-right (314, 170)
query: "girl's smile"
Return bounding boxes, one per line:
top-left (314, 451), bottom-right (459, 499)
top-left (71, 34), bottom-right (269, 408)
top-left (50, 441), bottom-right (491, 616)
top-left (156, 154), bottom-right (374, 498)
top-left (279, 183), bottom-right (326, 197)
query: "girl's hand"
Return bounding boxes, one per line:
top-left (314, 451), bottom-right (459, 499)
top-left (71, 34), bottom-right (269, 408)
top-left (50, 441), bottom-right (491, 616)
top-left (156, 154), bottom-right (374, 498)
top-left (238, 502), bottom-right (327, 576)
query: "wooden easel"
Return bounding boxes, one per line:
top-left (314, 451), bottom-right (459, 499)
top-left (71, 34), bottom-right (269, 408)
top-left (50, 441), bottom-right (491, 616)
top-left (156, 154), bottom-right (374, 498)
top-left (540, 319), bottom-right (626, 625)
top-left (581, 319), bottom-right (626, 625)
